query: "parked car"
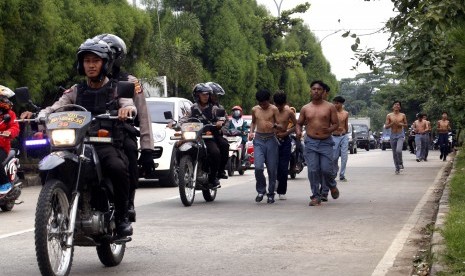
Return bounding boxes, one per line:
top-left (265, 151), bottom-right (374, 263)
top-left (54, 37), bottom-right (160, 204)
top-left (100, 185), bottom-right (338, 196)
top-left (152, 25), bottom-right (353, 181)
top-left (139, 97), bottom-right (193, 186)
top-left (347, 123), bottom-right (357, 154)
top-left (352, 123), bottom-right (370, 151)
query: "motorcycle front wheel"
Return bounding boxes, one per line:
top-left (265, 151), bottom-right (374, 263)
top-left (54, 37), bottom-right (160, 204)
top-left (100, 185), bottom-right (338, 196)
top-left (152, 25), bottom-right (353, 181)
top-left (96, 241), bottom-right (126, 267)
top-left (178, 155), bottom-right (196, 206)
top-left (35, 179), bottom-right (74, 276)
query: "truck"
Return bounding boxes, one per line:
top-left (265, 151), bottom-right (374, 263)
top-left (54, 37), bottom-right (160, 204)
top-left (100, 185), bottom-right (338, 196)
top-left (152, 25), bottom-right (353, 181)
top-left (349, 117), bottom-right (372, 151)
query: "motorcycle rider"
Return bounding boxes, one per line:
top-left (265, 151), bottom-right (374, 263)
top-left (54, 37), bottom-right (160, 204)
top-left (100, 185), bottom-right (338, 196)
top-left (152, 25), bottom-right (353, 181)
top-left (20, 38), bottom-right (135, 237)
top-left (227, 105), bottom-right (248, 164)
top-left (206, 82), bottom-right (229, 179)
top-left (182, 83), bottom-right (225, 188)
top-left (0, 86), bottom-right (20, 194)
top-left (92, 33), bottom-right (155, 222)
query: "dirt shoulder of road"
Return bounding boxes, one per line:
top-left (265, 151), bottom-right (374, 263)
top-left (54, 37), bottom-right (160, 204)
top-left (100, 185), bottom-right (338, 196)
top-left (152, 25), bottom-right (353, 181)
top-left (385, 155), bottom-right (453, 276)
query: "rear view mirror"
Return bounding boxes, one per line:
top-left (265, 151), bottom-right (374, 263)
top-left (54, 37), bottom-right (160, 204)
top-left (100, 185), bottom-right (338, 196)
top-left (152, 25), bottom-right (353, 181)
top-left (117, 81), bottom-right (135, 99)
top-left (216, 108), bottom-right (226, 117)
top-left (164, 111), bottom-right (173, 120)
top-left (14, 87), bottom-right (31, 104)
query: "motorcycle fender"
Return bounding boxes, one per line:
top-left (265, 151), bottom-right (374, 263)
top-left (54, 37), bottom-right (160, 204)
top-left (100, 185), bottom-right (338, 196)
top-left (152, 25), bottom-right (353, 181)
top-left (39, 151), bottom-right (77, 171)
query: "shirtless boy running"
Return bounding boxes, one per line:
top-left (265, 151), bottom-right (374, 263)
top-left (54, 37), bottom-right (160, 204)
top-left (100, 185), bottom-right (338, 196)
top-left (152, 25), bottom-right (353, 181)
top-left (385, 101), bottom-right (408, 173)
top-left (412, 113), bottom-right (428, 162)
top-left (296, 80), bottom-right (340, 206)
top-left (437, 111), bottom-right (451, 161)
top-left (249, 89), bottom-right (281, 204)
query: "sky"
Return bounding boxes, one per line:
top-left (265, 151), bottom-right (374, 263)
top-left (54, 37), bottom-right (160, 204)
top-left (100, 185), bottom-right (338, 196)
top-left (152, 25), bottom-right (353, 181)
top-left (256, 0), bottom-right (397, 80)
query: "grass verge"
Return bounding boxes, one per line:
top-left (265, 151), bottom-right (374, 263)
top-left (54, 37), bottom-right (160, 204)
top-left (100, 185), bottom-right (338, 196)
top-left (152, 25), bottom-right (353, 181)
top-left (439, 149), bottom-right (465, 275)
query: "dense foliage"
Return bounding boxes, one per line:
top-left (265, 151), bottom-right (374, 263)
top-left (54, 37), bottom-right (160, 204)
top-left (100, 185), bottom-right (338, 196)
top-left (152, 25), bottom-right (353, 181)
top-left (0, 0), bottom-right (337, 114)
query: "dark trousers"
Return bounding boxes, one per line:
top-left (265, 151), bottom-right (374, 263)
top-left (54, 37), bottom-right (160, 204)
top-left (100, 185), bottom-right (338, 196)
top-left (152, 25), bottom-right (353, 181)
top-left (408, 136), bottom-right (415, 153)
top-left (95, 145), bottom-right (130, 217)
top-left (277, 136), bottom-right (292, 195)
top-left (205, 139), bottom-right (221, 181)
top-left (123, 136), bottom-right (138, 205)
top-left (438, 133), bottom-right (449, 158)
top-left (216, 135), bottom-right (229, 173)
top-left (0, 149), bottom-right (9, 184)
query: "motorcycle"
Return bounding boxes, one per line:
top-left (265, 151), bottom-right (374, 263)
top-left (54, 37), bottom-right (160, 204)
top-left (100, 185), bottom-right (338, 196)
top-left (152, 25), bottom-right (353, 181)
top-left (224, 128), bottom-right (250, 176)
top-left (0, 114), bottom-right (23, 211)
top-left (15, 82), bottom-right (134, 276)
top-left (289, 134), bottom-right (305, 179)
top-left (166, 108), bottom-right (225, 207)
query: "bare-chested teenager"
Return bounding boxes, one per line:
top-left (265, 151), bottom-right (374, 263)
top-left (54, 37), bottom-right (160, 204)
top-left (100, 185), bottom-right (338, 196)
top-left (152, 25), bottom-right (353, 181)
top-left (385, 101), bottom-right (408, 174)
top-left (296, 80), bottom-right (340, 206)
top-left (437, 111), bottom-right (451, 161)
top-left (412, 112), bottom-right (428, 162)
top-left (273, 91), bottom-right (297, 200)
top-left (248, 89), bottom-right (281, 204)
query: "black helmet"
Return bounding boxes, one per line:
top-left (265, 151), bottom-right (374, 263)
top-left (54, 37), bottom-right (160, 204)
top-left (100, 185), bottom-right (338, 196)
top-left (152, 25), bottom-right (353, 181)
top-left (206, 82), bottom-right (225, 96)
top-left (92, 33), bottom-right (127, 68)
top-left (192, 83), bottom-right (212, 103)
top-left (76, 38), bottom-right (113, 79)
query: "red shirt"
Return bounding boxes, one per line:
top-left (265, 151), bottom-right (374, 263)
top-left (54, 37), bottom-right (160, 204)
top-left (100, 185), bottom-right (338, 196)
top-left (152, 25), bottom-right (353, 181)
top-left (0, 110), bottom-right (20, 153)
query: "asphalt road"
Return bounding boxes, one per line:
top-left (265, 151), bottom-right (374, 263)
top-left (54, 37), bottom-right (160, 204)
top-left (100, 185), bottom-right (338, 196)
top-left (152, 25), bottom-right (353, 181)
top-left (0, 149), bottom-right (448, 276)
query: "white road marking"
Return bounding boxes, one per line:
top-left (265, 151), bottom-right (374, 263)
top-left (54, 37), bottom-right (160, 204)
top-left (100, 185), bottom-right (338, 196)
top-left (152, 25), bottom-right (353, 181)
top-left (0, 228), bottom-right (34, 240)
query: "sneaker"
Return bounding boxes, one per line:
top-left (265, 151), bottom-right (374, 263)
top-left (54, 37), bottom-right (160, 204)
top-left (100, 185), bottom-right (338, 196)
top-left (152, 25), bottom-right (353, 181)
top-left (440, 154), bottom-right (443, 160)
top-left (330, 187), bottom-right (339, 199)
top-left (255, 194), bottom-right (264, 202)
top-left (309, 197), bottom-right (321, 206)
top-left (395, 170), bottom-right (400, 175)
top-left (267, 197), bottom-right (275, 204)
top-left (443, 157), bottom-right (446, 161)
top-left (339, 177), bottom-right (347, 182)
top-left (0, 183), bottom-right (12, 194)
top-left (320, 195), bottom-right (328, 202)
top-left (278, 194), bottom-right (287, 200)
top-left (416, 158), bottom-right (421, 162)
top-left (399, 165), bottom-right (404, 170)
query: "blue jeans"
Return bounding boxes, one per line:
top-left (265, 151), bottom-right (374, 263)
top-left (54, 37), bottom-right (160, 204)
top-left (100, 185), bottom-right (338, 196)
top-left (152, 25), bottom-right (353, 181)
top-left (415, 134), bottom-right (428, 160)
top-left (277, 136), bottom-right (292, 195)
top-left (332, 134), bottom-right (349, 178)
top-left (304, 136), bottom-right (336, 199)
top-left (253, 134), bottom-right (279, 197)
top-left (390, 132), bottom-right (404, 170)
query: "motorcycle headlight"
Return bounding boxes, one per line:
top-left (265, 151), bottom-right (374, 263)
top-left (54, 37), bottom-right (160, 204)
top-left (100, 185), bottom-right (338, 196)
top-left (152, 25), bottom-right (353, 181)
top-left (182, 131), bottom-right (197, 140)
top-left (153, 129), bottom-right (166, 143)
top-left (50, 129), bottom-right (76, 146)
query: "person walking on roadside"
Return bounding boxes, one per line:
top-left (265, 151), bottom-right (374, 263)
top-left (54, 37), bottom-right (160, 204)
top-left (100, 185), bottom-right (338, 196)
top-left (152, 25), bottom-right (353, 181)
top-left (273, 91), bottom-right (297, 200)
top-left (330, 96), bottom-right (349, 182)
top-left (413, 113), bottom-right (428, 162)
top-left (384, 101), bottom-right (408, 174)
top-left (296, 80), bottom-right (340, 206)
top-left (422, 114), bottom-right (432, 161)
top-left (437, 111), bottom-right (451, 161)
top-left (248, 89), bottom-right (281, 204)
top-left (408, 125), bottom-right (416, 154)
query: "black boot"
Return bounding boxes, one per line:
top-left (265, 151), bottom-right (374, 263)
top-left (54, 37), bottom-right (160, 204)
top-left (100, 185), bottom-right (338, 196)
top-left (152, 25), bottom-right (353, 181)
top-left (115, 201), bottom-right (133, 237)
top-left (127, 190), bottom-right (136, 223)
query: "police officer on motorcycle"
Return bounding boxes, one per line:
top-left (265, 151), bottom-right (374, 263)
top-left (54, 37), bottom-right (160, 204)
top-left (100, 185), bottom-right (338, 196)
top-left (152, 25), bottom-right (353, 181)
top-left (206, 82), bottom-right (229, 180)
top-left (184, 83), bottom-right (225, 188)
top-left (227, 106), bottom-right (248, 162)
top-left (21, 38), bottom-right (135, 237)
top-left (92, 33), bottom-right (155, 222)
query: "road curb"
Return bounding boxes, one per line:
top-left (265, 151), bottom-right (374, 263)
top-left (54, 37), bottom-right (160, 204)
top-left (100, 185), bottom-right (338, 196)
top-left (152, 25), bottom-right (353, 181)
top-left (22, 174), bottom-right (41, 187)
top-left (430, 157), bottom-right (455, 275)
